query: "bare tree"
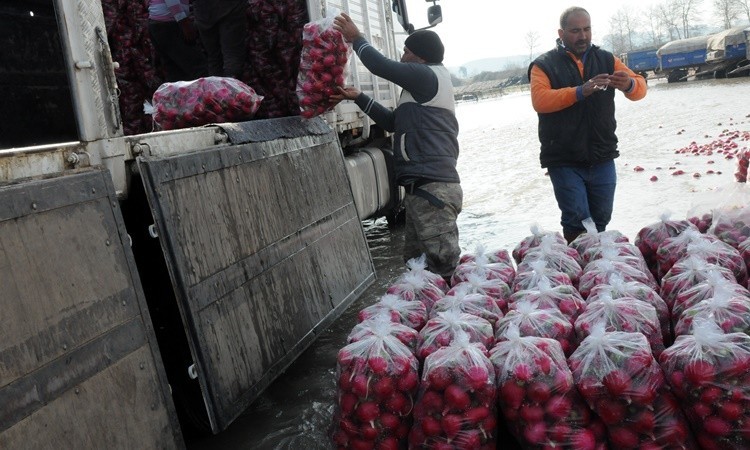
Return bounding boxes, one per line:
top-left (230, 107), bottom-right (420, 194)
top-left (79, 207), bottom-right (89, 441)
top-left (525, 31), bottom-right (540, 66)
top-left (657, 1), bottom-right (683, 40)
top-left (671, 0), bottom-right (704, 38)
top-left (644, 5), bottom-right (667, 47)
top-left (714, 0), bottom-right (740, 27)
top-left (734, 0), bottom-right (750, 22)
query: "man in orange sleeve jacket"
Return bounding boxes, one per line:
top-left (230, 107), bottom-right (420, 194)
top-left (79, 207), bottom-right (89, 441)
top-left (529, 6), bottom-right (647, 243)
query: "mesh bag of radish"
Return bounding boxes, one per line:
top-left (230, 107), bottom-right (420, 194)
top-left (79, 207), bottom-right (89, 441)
top-left (634, 213), bottom-right (694, 281)
top-left (495, 300), bottom-right (577, 357)
top-left (569, 326), bottom-right (696, 449)
top-left (569, 218), bottom-right (630, 262)
top-left (490, 325), bottom-right (607, 449)
top-left (512, 224), bottom-right (567, 265)
top-left (147, 76), bottom-right (263, 130)
top-left (358, 294), bottom-right (428, 331)
top-left (296, 10), bottom-right (351, 118)
top-left (332, 320), bottom-right (420, 449)
top-left (416, 310), bottom-right (495, 362)
top-left (659, 319), bottom-right (750, 449)
top-left (409, 332), bottom-right (498, 449)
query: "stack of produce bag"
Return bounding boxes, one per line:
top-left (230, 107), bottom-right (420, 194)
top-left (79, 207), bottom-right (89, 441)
top-left (660, 319), bottom-right (750, 449)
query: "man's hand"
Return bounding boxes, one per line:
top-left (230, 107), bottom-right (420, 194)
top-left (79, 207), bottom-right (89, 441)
top-left (608, 70), bottom-right (634, 91)
top-left (581, 73), bottom-right (611, 97)
top-left (329, 86), bottom-right (361, 106)
top-left (333, 13), bottom-right (363, 43)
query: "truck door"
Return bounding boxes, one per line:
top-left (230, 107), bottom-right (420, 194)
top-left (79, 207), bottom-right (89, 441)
top-left (0, 168), bottom-right (183, 448)
top-left (135, 116), bottom-right (376, 432)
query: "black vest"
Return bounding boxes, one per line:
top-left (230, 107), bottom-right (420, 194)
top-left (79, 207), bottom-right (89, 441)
top-left (530, 44), bottom-right (618, 168)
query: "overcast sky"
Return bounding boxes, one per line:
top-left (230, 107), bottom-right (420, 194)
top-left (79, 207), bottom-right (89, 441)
top-left (401, 0), bottom-right (724, 67)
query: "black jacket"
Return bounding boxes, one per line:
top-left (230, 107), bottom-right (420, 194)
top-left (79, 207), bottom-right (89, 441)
top-left (530, 43), bottom-right (618, 168)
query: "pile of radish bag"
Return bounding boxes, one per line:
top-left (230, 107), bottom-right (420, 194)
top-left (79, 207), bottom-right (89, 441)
top-left (331, 184), bottom-right (750, 448)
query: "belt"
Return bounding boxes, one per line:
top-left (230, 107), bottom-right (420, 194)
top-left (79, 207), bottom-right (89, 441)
top-left (404, 180), bottom-right (445, 209)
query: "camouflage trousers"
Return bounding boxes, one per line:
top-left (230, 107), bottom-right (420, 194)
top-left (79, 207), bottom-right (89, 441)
top-left (403, 181), bottom-right (463, 279)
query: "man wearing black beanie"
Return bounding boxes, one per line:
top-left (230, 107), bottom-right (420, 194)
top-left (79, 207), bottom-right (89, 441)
top-left (331, 13), bottom-right (462, 282)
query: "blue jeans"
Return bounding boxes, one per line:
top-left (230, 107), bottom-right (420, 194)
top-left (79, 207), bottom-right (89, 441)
top-left (547, 161), bottom-right (617, 236)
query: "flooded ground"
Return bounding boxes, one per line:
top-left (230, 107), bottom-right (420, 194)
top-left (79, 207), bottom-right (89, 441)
top-left (187, 77), bottom-right (750, 449)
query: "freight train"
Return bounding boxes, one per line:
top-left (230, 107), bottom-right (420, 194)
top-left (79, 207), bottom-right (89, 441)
top-left (0, 0), bottom-right (443, 446)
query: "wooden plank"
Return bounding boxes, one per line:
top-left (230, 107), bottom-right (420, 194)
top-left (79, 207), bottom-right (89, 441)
top-left (0, 169), bottom-right (182, 447)
top-left (138, 118), bottom-right (375, 431)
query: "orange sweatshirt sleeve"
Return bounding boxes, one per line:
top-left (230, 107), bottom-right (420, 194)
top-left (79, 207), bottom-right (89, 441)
top-left (530, 65), bottom-right (578, 114)
top-left (614, 57), bottom-right (647, 101)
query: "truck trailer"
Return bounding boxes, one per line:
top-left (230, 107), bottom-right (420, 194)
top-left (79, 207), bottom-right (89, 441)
top-left (0, 0), bottom-right (442, 446)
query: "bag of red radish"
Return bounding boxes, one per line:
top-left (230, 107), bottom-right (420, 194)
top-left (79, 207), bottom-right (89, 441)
top-left (409, 332), bottom-right (497, 449)
top-left (568, 325), bottom-right (696, 449)
top-left (402, 254), bottom-right (451, 294)
top-left (670, 270), bottom-right (750, 332)
top-left (707, 182), bottom-right (750, 249)
top-left (496, 300), bottom-right (577, 356)
top-left (459, 244), bottom-right (513, 267)
top-left (447, 272), bottom-right (511, 314)
top-left (429, 287), bottom-right (503, 330)
top-left (582, 235), bottom-right (647, 272)
top-left (517, 235), bottom-right (583, 288)
top-left (574, 293), bottom-right (665, 357)
top-left (451, 253), bottom-right (516, 287)
top-left (655, 228), bottom-right (741, 281)
top-left (147, 76), bottom-right (263, 130)
top-left (635, 213), bottom-right (695, 280)
top-left (490, 324), bottom-right (607, 449)
top-left (332, 321), bottom-right (420, 449)
top-left (416, 310), bottom-right (495, 362)
top-left (512, 260), bottom-right (573, 294)
top-left (512, 224), bottom-right (566, 265)
top-left (569, 217), bottom-right (629, 261)
top-left (659, 319), bottom-right (750, 450)
top-left (673, 287), bottom-right (750, 338)
top-left (348, 313), bottom-right (419, 355)
top-left (588, 273), bottom-right (671, 347)
top-left (296, 10), bottom-right (351, 119)
top-left (386, 272), bottom-right (446, 314)
top-left (509, 276), bottom-right (586, 325)
top-left (578, 258), bottom-right (658, 299)
top-left (358, 294), bottom-right (428, 331)
top-left (659, 255), bottom-right (737, 310)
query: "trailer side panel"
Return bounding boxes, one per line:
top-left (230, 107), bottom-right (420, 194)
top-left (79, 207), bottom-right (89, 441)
top-left (137, 116), bottom-right (375, 432)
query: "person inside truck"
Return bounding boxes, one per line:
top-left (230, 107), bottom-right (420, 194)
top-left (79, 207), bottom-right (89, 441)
top-left (330, 13), bottom-right (462, 282)
top-left (528, 6), bottom-right (647, 244)
top-left (192, 0), bottom-right (248, 79)
top-left (147, 0), bottom-right (208, 81)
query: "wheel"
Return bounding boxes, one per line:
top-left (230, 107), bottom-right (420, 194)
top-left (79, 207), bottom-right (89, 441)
top-left (386, 206), bottom-right (405, 229)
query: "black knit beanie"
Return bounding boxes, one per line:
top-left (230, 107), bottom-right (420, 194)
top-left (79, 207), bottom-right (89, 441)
top-left (404, 30), bottom-right (444, 64)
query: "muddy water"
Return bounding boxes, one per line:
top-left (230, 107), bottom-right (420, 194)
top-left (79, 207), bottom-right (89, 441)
top-left (187, 77), bottom-right (750, 449)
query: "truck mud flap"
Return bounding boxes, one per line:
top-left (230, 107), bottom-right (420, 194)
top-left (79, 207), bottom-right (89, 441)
top-left (0, 168), bottom-right (183, 448)
top-left (137, 116), bottom-right (376, 433)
